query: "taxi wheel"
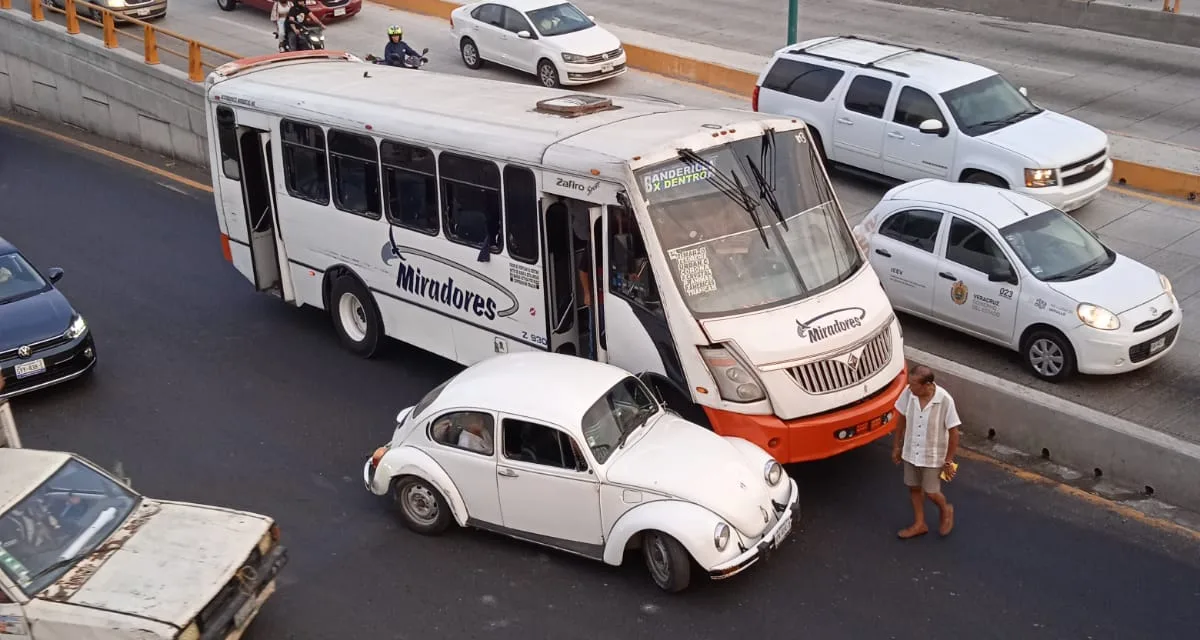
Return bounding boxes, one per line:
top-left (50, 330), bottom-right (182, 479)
top-left (642, 531), bottom-right (691, 593)
top-left (1022, 329), bottom-right (1076, 382)
top-left (393, 477), bottom-right (452, 535)
top-left (329, 275), bottom-right (382, 358)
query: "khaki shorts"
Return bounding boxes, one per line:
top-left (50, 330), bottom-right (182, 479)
top-left (904, 461), bottom-right (942, 494)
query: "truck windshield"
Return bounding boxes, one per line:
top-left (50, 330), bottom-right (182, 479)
top-left (0, 459), bottom-right (139, 596)
top-left (635, 128), bottom-right (863, 317)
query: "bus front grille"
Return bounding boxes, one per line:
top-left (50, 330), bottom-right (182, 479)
top-left (786, 323), bottom-right (893, 395)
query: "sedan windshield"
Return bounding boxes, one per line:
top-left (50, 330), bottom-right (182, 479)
top-left (941, 74), bottom-right (1043, 137)
top-left (0, 459), bottom-right (139, 596)
top-left (1000, 208), bottom-right (1114, 282)
top-left (0, 251), bottom-right (49, 305)
top-left (526, 2), bottom-right (594, 37)
top-left (636, 129), bottom-right (863, 317)
top-left (581, 376), bottom-right (659, 464)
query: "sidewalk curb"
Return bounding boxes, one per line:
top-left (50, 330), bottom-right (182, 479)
top-left (375, 0), bottom-right (1199, 204)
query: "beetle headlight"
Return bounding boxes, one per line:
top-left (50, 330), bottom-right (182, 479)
top-left (65, 314), bottom-right (88, 339)
top-left (1077, 303), bottom-right (1120, 331)
top-left (257, 531), bottom-right (273, 555)
top-left (177, 622), bottom-right (200, 640)
top-left (713, 522), bottom-right (731, 551)
top-left (764, 460), bottom-right (783, 486)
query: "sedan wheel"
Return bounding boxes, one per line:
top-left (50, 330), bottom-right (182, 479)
top-left (642, 531), bottom-right (691, 593)
top-left (393, 477), bottom-right (452, 535)
top-left (538, 60), bottom-right (561, 88)
top-left (1023, 329), bottom-right (1075, 382)
top-left (460, 38), bottom-right (482, 69)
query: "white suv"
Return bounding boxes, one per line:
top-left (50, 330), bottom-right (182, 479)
top-left (753, 35), bottom-right (1112, 212)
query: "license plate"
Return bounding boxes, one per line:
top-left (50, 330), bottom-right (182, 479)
top-left (772, 514), bottom-right (793, 547)
top-left (601, 63), bottom-right (613, 72)
top-left (1150, 336), bottom-right (1167, 353)
top-left (15, 359), bottom-right (45, 379)
top-left (136, 8), bottom-right (150, 15)
top-left (334, 7), bottom-right (346, 15)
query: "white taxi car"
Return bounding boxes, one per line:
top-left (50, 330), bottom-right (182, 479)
top-left (450, 0), bottom-right (627, 87)
top-left (853, 179), bottom-right (1181, 382)
top-left (0, 448), bottom-right (286, 639)
top-left (362, 352), bottom-right (799, 593)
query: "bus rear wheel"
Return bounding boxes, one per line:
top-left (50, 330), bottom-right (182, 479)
top-left (330, 275), bottom-right (382, 358)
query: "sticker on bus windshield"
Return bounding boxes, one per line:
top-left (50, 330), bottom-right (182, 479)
top-left (668, 246), bottom-right (717, 296)
top-left (641, 155), bottom-right (720, 196)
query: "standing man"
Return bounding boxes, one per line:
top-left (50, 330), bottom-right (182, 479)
top-left (891, 363), bottom-right (961, 538)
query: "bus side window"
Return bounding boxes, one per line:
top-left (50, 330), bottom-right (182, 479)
top-left (328, 129), bottom-right (381, 219)
top-left (215, 106), bottom-right (240, 181)
top-left (503, 165), bottom-right (538, 264)
top-left (280, 119), bottom-right (330, 205)
top-left (439, 152), bottom-right (502, 255)
top-left (608, 204), bottom-right (662, 317)
top-left (381, 140), bottom-right (439, 235)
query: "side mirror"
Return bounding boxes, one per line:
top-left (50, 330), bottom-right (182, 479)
top-left (587, 14), bottom-right (595, 20)
top-left (988, 263), bottom-right (1015, 283)
top-left (47, 267), bottom-right (64, 283)
top-left (918, 118), bottom-right (946, 136)
top-left (1019, 86), bottom-right (1028, 97)
top-left (516, 30), bottom-right (532, 39)
top-left (421, 47), bottom-right (429, 54)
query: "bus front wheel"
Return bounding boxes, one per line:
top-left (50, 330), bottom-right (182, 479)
top-left (330, 275), bottom-right (382, 358)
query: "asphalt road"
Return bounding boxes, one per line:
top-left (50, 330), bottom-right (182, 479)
top-left (3, 116), bottom-right (1200, 640)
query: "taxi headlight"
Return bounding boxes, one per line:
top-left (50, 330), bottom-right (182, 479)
top-left (1077, 303), bottom-right (1120, 331)
top-left (764, 460), bottom-right (783, 486)
top-left (713, 522), bottom-right (730, 551)
top-left (1159, 273), bottom-right (1176, 304)
top-left (177, 622), bottom-right (200, 640)
top-left (65, 314), bottom-right (88, 339)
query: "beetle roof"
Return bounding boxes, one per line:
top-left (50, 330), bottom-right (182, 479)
top-left (0, 448), bottom-right (71, 512)
top-left (425, 352), bottom-right (630, 429)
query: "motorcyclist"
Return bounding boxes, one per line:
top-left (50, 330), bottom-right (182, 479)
top-left (284, 0), bottom-right (324, 52)
top-left (382, 25), bottom-right (421, 67)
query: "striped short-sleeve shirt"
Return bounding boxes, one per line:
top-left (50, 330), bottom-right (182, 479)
top-left (896, 385), bottom-right (962, 468)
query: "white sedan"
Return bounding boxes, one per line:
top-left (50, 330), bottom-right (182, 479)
top-left (852, 179), bottom-right (1182, 382)
top-left (362, 352), bottom-right (800, 593)
top-left (450, 0), bottom-right (627, 87)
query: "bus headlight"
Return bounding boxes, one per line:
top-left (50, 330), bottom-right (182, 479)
top-left (714, 522), bottom-right (731, 551)
top-left (764, 460), bottom-right (783, 486)
top-left (699, 346), bottom-right (765, 402)
top-left (177, 622), bottom-right (200, 640)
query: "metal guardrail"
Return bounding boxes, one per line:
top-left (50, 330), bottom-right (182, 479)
top-left (1, 0), bottom-right (243, 82)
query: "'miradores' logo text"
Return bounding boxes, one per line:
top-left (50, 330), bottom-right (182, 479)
top-left (397, 263), bottom-right (499, 320)
top-left (382, 235), bottom-right (519, 321)
top-left (795, 307), bottom-right (867, 344)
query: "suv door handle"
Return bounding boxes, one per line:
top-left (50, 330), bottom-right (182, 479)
top-left (875, 248), bottom-right (891, 257)
top-left (887, 131), bottom-right (905, 139)
top-left (938, 272), bottom-right (956, 280)
top-left (498, 468), bottom-right (518, 478)
top-left (836, 117), bottom-right (853, 125)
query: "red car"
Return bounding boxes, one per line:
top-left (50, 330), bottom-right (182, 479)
top-left (216, 0), bottom-right (363, 23)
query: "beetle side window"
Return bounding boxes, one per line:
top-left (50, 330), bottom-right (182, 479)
top-left (761, 59), bottom-right (844, 102)
top-left (501, 419), bottom-right (587, 471)
top-left (430, 411), bottom-right (495, 456)
top-left (892, 87), bottom-right (944, 129)
top-left (843, 76), bottom-right (892, 119)
top-left (946, 217), bottom-right (1012, 274)
top-left (879, 209), bottom-right (943, 253)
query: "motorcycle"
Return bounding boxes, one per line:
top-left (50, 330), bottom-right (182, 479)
top-left (364, 47), bottom-right (430, 70)
top-left (280, 23), bottom-right (326, 52)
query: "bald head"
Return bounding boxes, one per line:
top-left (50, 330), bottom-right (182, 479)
top-left (909, 364), bottom-right (934, 384)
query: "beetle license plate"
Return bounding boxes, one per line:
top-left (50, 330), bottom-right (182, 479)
top-left (334, 7), bottom-right (346, 15)
top-left (1150, 336), bottom-right (1167, 353)
top-left (773, 515), bottom-right (792, 546)
top-left (15, 359), bottom-right (45, 379)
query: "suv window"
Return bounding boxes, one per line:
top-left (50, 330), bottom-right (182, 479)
top-left (946, 217), bottom-right (1011, 274)
top-left (761, 59), bottom-right (844, 102)
top-left (501, 418), bottom-right (587, 471)
top-left (879, 209), bottom-right (943, 253)
top-left (843, 76), bottom-right (892, 118)
top-left (893, 87), bottom-right (944, 129)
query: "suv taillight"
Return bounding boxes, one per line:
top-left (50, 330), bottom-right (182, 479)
top-left (752, 86), bottom-right (760, 112)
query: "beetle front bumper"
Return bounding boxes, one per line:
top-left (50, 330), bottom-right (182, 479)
top-left (707, 477), bottom-right (801, 580)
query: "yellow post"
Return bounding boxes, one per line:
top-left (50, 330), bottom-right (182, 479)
top-left (0, 0), bottom-right (12, 11)
top-left (144, 25), bottom-right (161, 65)
top-left (103, 11), bottom-right (118, 48)
top-left (65, 0), bottom-right (80, 34)
top-left (188, 41), bottom-right (204, 82)
top-left (30, 0), bottom-right (44, 21)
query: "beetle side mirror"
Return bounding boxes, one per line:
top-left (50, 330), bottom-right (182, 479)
top-left (918, 118), bottom-right (947, 137)
top-left (47, 267), bottom-right (64, 283)
top-left (517, 30), bottom-right (532, 39)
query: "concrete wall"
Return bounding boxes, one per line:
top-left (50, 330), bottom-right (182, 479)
top-left (0, 10), bottom-right (208, 169)
top-left (879, 0), bottom-right (1200, 48)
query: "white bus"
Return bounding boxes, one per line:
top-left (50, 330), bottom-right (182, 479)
top-left (203, 51), bottom-right (908, 464)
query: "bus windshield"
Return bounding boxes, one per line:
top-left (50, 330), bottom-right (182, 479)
top-left (635, 129), bottom-right (863, 317)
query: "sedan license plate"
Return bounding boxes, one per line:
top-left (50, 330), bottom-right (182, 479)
top-left (14, 359), bottom-right (45, 379)
top-left (136, 8), bottom-right (150, 15)
top-left (601, 63), bottom-right (614, 73)
top-left (1150, 336), bottom-right (1167, 354)
top-left (334, 7), bottom-right (346, 15)
top-left (772, 514), bottom-right (793, 547)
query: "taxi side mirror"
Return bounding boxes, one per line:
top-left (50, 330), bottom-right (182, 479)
top-left (988, 262), bottom-right (1016, 284)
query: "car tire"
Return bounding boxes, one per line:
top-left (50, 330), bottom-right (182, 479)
top-left (642, 531), bottom-right (691, 593)
top-left (1021, 329), bottom-right (1076, 383)
top-left (537, 59), bottom-right (561, 88)
top-left (393, 476), bottom-right (453, 535)
top-left (962, 171), bottom-right (1008, 189)
top-left (217, 0), bottom-right (237, 11)
top-left (460, 37), bottom-right (483, 69)
top-left (328, 274), bottom-right (383, 358)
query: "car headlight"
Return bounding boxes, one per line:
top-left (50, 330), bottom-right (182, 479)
top-left (1077, 303), bottom-right (1120, 330)
top-left (177, 622), bottom-right (200, 640)
top-left (713, 522), bottom-right (730, 551)
top-left (105, 0), bottom-right (128, 7)
top-left (1024, 168), bottom-right (1058, 188)
top-left (65, 314), bottom-right (88, 339)
top-left (764, 460), bottom-right (783, 486)
top-left (257, 530), bottom-right (274, 555)
top-left (1160, 273), bottom-right (1173, 295)
top-left (698, 345), bottom-right (765, 402)
top-left (561, 52), bottom-right (587, 63)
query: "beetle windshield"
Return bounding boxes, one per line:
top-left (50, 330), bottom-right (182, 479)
top-left (580, 376), bottom-right (659, 464)
top-left (0, 459), bottom-right (139, 596)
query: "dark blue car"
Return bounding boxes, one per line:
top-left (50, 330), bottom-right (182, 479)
top-left (0, 236), bottom-right (96, 399)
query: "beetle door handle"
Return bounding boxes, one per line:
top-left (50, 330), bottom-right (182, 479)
top-left (875, 248), bottom-right (891, 257)
top-left (498, 468), bottom-right (518, 478)
top-left (938, 272), bottom-right (956, 280)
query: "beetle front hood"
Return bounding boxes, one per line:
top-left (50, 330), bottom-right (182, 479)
top-left (605, 414), bottom-right (772, 537)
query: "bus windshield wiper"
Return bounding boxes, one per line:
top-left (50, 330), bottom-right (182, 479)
top-left (744, 129), bottom-right (787, 230)
top-left (677, 148), bottom-right (770, 248)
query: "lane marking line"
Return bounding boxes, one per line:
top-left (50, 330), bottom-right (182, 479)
top-left (0, 115), bottom-right (213, 194)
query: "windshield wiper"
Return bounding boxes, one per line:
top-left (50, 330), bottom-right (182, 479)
top-left (24, 543), bottom-right (112, 585)
top-left (615, 406), bottom-right (658, 450)
top-left (676, 148), bottom-right (771, 248)
top-left (1045, 257), bottom-right (1106, 282)
top-left (744, 130), bottom-right (788, 230)
top-left (975, 109), bottom-right (1039, 130)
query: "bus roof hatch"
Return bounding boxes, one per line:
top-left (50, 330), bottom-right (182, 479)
top-left (534, 94), bottom-right (619, 118)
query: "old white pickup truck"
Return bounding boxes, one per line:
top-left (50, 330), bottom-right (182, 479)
top-left (0, 402), bottom-right (287, 639)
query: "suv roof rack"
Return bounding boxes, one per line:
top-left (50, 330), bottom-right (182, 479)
top-left (785, 34), bottom-right (961, 79)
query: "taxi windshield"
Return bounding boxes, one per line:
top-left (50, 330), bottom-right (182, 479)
top-left (635, 129), bottom-right (863, 317)
top-left (999, 208), bottom-right (1114, 282)
top-left (0, 459), bottom-right (139, 596)
top-left (580, 376), bottom-right (659, 464)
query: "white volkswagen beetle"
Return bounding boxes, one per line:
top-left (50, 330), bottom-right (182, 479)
top-left (852, 179), bottom-right (1181, 381)
top-left (362, 352), bottom-right (800, 592)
